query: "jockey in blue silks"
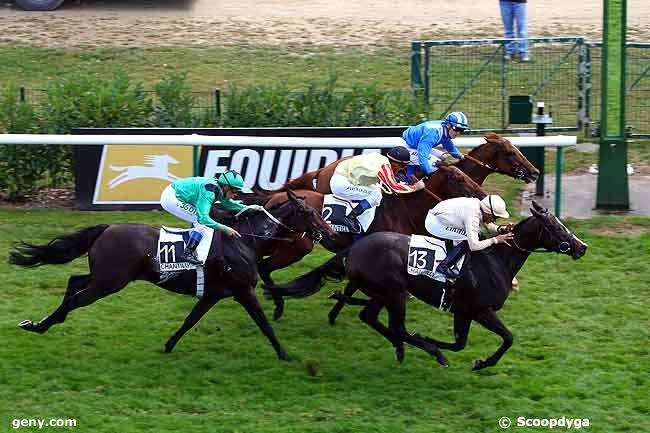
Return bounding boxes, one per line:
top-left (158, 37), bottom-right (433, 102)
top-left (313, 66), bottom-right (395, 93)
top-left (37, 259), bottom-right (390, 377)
top-left (399, 111), bottom-right (470, 178)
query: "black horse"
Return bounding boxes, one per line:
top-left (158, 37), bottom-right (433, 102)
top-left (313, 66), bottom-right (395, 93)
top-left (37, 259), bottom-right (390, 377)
top-left (9, 190), bottom-right (335, 361)
top-left (279, 201), bottom-right (588, 369)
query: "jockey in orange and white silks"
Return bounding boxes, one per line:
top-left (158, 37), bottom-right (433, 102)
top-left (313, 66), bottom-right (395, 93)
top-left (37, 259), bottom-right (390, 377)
top-left (330, 149), bottom-right (425, 233)
top-left (424, 195), bottom-right (515, 278)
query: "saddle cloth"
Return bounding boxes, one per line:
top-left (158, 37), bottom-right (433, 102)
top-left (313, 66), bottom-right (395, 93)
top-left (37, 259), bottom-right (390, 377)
top-left (407, 235), bottom-right (466, 283)
top-left (157, 226), bottom-right (214, 272)
top-left (322, 194), bottom-right (376, 233)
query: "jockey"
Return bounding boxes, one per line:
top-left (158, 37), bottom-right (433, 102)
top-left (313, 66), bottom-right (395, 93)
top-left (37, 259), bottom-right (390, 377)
top-left (160, 170), bottom-right (265, 265)
top-left (400, 111), bottom-right (469, 178)
top-left (386, 145), bottom-right (414, 184)
top-left (330, 148), bottom-right (425, 233)
top-left (424, 195), bottom-right (515, 279)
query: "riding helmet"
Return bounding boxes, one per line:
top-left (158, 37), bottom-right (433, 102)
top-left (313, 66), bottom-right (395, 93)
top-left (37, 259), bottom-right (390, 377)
top-left (386, 146), bottom-right (411, 165)
top-left (445, 112), bottom-right (470, 130)
top-left (480, 195), bottom-right (509, 218)
top-left (217, 170), bottom-right (245, 190)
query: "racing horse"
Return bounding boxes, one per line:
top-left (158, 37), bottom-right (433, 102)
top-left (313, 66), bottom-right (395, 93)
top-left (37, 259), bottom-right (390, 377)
top-left (9, 190), bottom-right (334, 361)
top-left (275, 133), bottom-right (539, 193)
top-left (256, 165), bottom-right (488, 319)
top-left (312, 202), bottom-right (587, 369)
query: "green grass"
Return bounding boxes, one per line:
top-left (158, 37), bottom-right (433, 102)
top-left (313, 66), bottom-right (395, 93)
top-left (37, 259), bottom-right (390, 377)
top-left (0, 44), bottom-right (412, 91)
top-left (1, 208), bottom-right (648, 433)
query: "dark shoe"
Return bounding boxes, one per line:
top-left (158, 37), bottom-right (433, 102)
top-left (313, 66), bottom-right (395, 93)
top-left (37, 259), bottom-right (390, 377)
top-left (342, 216), bottom-right (362, 234)
top-left (437, 261), bottom-right (461, 279)
top-left (180, 249), bottom-right (202, 265)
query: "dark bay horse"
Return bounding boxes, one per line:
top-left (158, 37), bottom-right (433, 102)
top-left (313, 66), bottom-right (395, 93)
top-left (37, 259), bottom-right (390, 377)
top-left (9, 190), bottom-right (335, 361)
top-left (256, 165), bottom-right (488, 319)
top-left (305, 202), bottom-right (587, 370)
top-left (277, 133), bottom-right (539, 193)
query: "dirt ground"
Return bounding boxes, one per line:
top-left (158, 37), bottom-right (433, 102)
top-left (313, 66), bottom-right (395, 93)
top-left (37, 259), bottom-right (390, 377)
top-left (1, 0), bottom-right (649, 48)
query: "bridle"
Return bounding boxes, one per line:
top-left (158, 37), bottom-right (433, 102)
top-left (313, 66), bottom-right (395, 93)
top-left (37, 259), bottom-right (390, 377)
top-left (511, 214), bottom-right (573, 254)
top-left (236, 204), bottom-right (323, 243)
top-left (462, 153), bottom-right (528, 180)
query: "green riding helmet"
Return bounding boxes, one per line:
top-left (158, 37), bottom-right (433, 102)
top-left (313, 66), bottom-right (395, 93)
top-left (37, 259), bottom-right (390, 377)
top-left (216, 170), bottom-right (245, 190)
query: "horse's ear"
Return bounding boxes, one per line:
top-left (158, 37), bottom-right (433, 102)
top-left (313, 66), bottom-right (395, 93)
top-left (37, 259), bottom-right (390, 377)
top-left (484, 132), bottom-right (499, 142)
top-left (531, 200), bottom-right (547, 213)
top-left (286, 188), bottom-right (298, 203)
top-left (530, 207), bottom-right (544, 219)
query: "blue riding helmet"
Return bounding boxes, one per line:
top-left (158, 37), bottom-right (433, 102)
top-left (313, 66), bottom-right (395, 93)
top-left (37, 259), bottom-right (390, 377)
top-left (445, 112), bottom-right (469, 130)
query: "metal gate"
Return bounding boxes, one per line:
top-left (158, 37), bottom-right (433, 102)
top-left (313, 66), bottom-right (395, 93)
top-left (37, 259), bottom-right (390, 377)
top-left (411, 37), bottom-right (585, 133)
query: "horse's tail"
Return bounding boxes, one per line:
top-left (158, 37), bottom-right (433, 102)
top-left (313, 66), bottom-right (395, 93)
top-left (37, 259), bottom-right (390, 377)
top-left (9, 225), bottom-right (110, 268)
top-left (264, 247), bottom-right (350, 299)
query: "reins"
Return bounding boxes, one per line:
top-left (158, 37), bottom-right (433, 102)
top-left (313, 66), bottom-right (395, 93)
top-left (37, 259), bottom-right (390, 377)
top-left (510, 217), bottom-right (572, 254)
top-left (461, 153), bottom-right (512, 177)
top-left (234, 205), bottom-right (313, 242)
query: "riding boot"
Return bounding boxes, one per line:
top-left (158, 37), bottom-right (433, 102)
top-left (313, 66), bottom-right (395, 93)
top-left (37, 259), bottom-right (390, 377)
top-left (436, 241), bottom-right (469, 279)
top-left (343, 202), bottom-right (367, 234)
top-left (180, 230), bottom-right (203, 265)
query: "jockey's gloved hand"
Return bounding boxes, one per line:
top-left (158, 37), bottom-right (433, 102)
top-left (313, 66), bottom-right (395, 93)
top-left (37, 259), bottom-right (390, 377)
top-left (497, 224), bottom-right (515, 234)
top-left (248, 205), bottom-right (266, 212)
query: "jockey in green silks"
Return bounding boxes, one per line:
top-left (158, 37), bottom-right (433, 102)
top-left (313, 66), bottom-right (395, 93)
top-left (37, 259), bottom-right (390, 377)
top-left (160, 170), bottom-right (264, 265)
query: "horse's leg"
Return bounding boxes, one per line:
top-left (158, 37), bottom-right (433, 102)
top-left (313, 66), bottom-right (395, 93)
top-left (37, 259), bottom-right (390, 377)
top-left (358, 300), bottom-right (409, 362)
top-left (427, 312), bottom-right (472, 352)
top-left (164, 297), bottom-right (219, 353)
top-left (262, 238), bottom-right (314, 321)
top-left (382, 298), bottom-right (449, 367)
top-left (471, 308), bottom-right (513, 371)
top-left (236, 289), bottom-right (290, 361)
top-left (328, 283), bottom-right (358, 326)
top-left (19, 273), bottom-right (131, 334)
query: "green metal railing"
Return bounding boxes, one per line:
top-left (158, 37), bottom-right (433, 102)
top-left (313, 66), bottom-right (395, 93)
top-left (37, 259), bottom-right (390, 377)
top-left (411, 37), bottom-right (585, 134)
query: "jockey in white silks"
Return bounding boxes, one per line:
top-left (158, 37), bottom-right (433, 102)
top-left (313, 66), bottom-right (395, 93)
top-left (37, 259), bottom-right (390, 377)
top-left (329, 149), bottom-right (425, 233)
top-left (424, 195), bottom-right (515, 279)
top-left (399, 111), bottom-right (470, 178)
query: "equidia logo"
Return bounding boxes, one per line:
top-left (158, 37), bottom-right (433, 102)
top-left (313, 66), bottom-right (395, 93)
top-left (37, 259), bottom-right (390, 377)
top-left (108, 154), bottom-right (180, 189)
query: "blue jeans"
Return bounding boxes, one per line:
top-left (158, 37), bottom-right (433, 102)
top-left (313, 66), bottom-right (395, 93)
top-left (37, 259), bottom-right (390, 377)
top-left (500, 1), bottom-right (528, 56)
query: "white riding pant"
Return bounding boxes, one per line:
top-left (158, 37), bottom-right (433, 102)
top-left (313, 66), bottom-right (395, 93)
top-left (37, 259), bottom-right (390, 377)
top-left (329, 174), bottom-right (383, 208)
top-left (424, 213), bottom-right (468, 242)
top-left (160, 185), bottom-right (211, 237)
top-left (396, 139), bottom-right (445, 173)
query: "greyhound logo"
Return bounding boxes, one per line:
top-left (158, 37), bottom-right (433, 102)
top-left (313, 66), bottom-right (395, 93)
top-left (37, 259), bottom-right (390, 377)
top-left (108, 154), bottom-right (180, 189)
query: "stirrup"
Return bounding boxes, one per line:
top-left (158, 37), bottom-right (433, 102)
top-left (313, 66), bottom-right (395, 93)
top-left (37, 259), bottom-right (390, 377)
top-left (437, 263), bottom-right (460, 279)
top-left (180, 250), bottom-right (202, 265)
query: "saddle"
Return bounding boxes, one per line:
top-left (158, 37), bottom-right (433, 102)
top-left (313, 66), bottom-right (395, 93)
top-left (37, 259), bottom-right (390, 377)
top-left (406, 235), bottom-right (467, 312)
top-left (321, 195), bottom-right (376, 234)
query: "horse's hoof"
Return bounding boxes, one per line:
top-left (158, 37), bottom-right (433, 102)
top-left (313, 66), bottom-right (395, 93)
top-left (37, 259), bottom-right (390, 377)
top-left (436, 354), bottom-right (449, 368)
top-left (395, 346), bottom-right (405, 363)
top-left (273, 306), bottom-right (284, 321)
top-left (472, 359), bottom-right (486, 371)
top-left (164, 342), bottom-right (174, 354)
top-left (18, 320), bottom-right (39, 333)
top-left (328, 314), bottom-right (337, 326)
top-left (278, 351), bottom-right (291, 362)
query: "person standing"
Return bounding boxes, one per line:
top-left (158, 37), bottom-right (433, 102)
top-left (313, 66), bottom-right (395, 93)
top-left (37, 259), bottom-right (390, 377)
top-left (500, 0), bottom-right (530, 62)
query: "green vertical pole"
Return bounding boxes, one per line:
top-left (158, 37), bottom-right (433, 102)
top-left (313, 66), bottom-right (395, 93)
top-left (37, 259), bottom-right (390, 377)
top-left (410, 41), bottom-right (423, 91)
top-left (193, 145), bottom-right (200, 176)
top-left (596, 0), bottom-right (629, 210)
top-left (555, 146), bottom-right (564, 217)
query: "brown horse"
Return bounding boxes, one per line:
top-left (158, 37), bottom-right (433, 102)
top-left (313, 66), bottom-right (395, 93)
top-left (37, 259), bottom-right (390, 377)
top-left (255, 165), bottom-right (488, 319)
top-left (9, 191), bottom-right (335, 361)
top-left (277, 133), bottom-right (539, 193)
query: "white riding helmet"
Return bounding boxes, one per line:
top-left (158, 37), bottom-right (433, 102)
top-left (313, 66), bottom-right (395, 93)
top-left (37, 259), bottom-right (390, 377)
top-left (480, 195), bottom-right (509, 218)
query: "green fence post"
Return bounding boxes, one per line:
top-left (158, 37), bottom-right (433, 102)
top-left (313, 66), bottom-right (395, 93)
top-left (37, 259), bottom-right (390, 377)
top-left (596, 0), bottom-right (629, 210)
top-left (193, 146), bottom-right (200, 177)
top-left (410, 42), bottom-right (423, 92)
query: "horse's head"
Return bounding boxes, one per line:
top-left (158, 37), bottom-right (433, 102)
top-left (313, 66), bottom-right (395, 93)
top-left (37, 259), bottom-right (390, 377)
top-left (432, 166), bottom-right (487, 200)
top-left (521, 201), bottom-right (587, 259)
top-left (275, 189), bottom-right (337, 247)
top-left (473, 133), bottom-right (539, 183)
